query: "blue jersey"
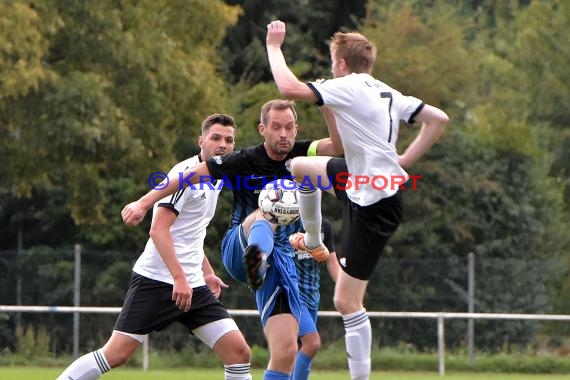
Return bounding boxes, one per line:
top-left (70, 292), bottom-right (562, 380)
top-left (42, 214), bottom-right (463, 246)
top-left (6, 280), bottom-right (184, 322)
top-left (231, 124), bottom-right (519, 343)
top-left (206, 141), bottom-right (312, 254)
top-left (294, 218), bottom-right (335, 310)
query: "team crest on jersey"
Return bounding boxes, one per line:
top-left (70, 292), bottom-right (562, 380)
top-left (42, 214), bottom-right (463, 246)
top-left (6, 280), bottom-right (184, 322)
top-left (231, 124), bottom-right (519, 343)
top-left (212, 155), bottom-right (223, 165)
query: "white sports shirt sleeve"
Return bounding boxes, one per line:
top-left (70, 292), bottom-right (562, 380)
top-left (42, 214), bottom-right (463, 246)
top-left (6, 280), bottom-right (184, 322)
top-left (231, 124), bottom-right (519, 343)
top-left (308, 73), bottom-right (424, 206)
top-left (133, 155), bottom-right (222, 287)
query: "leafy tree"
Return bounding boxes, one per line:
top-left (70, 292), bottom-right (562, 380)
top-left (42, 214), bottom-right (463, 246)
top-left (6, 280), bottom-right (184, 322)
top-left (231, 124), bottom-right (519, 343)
top-left (0, 0), bottom-right (241, 249)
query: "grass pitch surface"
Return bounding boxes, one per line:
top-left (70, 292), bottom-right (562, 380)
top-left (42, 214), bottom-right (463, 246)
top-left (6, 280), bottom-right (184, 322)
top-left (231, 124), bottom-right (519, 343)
top-left (2, 367), bottom-right (570, 379)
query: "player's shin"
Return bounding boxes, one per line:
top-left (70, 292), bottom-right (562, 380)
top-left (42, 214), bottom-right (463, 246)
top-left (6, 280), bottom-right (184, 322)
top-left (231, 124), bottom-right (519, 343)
top-left (291, 351), bottom-right (312, 380)
top-left (343, 310), bottom-right (372, 380)
top-left (56, 349), bottom-right (111, 380)
top-left (297, 187), bottom-right (322, 248)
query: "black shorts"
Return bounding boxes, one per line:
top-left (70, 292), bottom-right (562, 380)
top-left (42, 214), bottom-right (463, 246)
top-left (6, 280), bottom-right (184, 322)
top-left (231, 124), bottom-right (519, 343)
top-left (114, 273), bottom-right (231, 335)
top-left (327, 158), bottom-right (403, 280)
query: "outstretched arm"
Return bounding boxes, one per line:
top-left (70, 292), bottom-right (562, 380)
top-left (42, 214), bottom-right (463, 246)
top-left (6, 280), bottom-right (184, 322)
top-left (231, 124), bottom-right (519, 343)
top-left (121, 161), bottom-right (212, 226)
top-left (398, 104), bottom-right (449, 169)
top-left (266, 20), bottom-right (317, 102)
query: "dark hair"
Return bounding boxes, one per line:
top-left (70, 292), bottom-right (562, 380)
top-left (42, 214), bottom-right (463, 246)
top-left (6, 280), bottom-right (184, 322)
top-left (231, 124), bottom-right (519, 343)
top-left (201, 113), bottom-right (236, 135)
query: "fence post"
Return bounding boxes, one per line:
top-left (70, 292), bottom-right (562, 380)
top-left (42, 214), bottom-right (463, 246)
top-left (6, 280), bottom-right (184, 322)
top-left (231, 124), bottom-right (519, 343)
top-left (143, 335), bottom-right (149, 371)
top-left (467, 252), bottom-right (475, 366)
top-left (73, 244), bottom-right (81, 358)
top-left (16, 224), bottom-right (23, 330)
top-left (437, 316), bottom-right (445, 376)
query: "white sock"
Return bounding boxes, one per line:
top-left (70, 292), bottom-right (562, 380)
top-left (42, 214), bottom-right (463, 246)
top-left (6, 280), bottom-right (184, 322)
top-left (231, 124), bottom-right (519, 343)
top-left (56, 349), bottom-right (111, 380)
top-left (343, 309), bottom-right (371, 380)
top-left (297, 187), bottom-right (322, 248)
top-left (224, 363), bottom-right (252, 380)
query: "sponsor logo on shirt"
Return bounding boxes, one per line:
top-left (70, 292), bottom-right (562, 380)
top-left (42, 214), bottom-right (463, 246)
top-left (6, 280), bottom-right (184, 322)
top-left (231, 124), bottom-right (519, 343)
top-left (297, 252), bottom-right (312, 260)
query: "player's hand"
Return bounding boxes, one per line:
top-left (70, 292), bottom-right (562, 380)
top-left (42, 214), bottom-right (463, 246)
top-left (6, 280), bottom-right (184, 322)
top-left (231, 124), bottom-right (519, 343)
top-left (397, 154), bottom-right (411, 169)
top-left (121, 201), bottom-right (147, 226)
top-left (266, 20), bottom-right (286, 47)
top-left (204, 274), bottom-right (229, 299)
top-left (172, 277), bottom-right (193, 312)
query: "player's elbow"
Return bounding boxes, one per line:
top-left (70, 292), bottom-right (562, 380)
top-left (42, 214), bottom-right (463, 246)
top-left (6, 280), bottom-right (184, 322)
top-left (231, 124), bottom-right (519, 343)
top-left (434, 111), bottom-right (449, 137)
top-left (148, 225), bottom-right (164, 241)
top-left (432, 107), bottom-right (450, 128)
top-left (438, 110), bottom-right (450, 127)
top-left (419, 105), bottom-right (449, 128)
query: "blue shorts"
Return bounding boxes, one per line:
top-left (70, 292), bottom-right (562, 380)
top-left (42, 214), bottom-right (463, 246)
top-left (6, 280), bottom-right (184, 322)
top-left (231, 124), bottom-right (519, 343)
top-left (298, 302), bottom-right (318, 337)
top-left (221, 225), bottom-right (301, 326)
top-left (221, 225), bottom-right (248, 283)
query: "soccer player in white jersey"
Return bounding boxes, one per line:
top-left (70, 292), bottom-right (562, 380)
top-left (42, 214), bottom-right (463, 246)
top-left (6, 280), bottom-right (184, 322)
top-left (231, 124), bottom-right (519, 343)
top-left (57, 114), bottom-right (253, 380)
top-left (265, 20), bottom-right (449, 380)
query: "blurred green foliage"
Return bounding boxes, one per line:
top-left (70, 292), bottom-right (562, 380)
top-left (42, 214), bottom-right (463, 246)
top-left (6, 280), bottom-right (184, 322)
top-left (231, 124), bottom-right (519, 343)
top-left (0, 0), bottom-right (568, 356)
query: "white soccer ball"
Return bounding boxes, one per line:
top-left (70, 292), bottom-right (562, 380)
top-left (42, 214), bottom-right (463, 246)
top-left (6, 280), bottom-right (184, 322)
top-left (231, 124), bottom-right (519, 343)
top-left (258, 179), bottom-right (300, 225)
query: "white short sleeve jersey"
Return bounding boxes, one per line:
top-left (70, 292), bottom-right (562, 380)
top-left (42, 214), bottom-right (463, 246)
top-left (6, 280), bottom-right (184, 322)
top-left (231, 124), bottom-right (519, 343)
top-left (133, 155), bottom-right (222, 287)
top-left (308, 73), bottom-right (424, 206)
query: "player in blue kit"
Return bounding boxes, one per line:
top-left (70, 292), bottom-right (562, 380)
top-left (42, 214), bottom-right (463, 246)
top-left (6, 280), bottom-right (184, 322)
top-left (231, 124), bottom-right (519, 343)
top-left (291, 217), bottom-right (339, 380)
top-left (121, 99), bottom-right (340, 380)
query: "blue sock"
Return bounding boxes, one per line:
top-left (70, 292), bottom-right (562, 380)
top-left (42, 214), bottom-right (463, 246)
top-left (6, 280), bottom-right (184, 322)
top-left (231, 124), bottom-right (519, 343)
top-left (264, 369), bottom-right (289, 380)
top-left (247, 220), bottom-right (274, 256)
top-left (291, 351), bottom-right (312, 380)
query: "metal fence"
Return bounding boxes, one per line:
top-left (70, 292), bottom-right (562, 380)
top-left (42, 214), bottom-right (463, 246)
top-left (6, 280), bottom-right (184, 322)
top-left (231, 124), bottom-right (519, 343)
top-left (0, 247), bottom-right (568, 374)
top-left (1, 305), bottom-right (570, 376)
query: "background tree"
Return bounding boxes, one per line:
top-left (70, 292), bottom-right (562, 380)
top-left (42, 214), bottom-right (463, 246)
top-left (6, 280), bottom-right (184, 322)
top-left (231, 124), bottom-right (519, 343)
top-left (0, 0), bottom-right (241, 250)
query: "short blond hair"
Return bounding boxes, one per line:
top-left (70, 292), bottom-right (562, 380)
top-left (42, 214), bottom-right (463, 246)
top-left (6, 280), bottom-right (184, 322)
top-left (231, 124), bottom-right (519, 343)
top-left (330, 32), bottom-right (376, 74)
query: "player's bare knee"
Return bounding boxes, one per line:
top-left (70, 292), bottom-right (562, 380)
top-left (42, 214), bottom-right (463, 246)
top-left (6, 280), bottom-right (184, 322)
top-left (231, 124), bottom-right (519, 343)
top-left (270, 341), bottom-right (297, 365)
top-left (223, 343), bottom-right (251, 364)
top-left (105, 351), bottom-right (131, 368)
top-left (334, 295), bottom-right (361, 315)
top-left (302, 335), bottom-right (321, 357)
top-left (302, 340), bottom-right (321, 358)
top-left (102, 341), bottom-right (138, 368)
top-left (289, 157), bottom-right (305, 178)
top-left (283, 344), bottom-right (298, 364)
top-left (236, 343), bottom-right (252, 363)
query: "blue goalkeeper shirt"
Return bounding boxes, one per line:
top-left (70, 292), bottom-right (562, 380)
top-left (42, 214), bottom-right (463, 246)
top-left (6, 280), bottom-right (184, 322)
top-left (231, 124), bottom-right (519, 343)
top-left (293, 218), bottom-right (335, 310)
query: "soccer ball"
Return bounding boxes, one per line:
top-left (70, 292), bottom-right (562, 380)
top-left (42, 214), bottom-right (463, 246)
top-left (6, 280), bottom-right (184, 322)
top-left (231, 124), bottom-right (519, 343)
top-left (258, 179), bottom-right (300, 225)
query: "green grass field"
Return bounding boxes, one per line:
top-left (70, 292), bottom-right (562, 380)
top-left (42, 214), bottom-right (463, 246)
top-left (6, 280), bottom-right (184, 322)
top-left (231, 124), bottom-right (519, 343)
top-left (3, 367), bottom-right (570, 380)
